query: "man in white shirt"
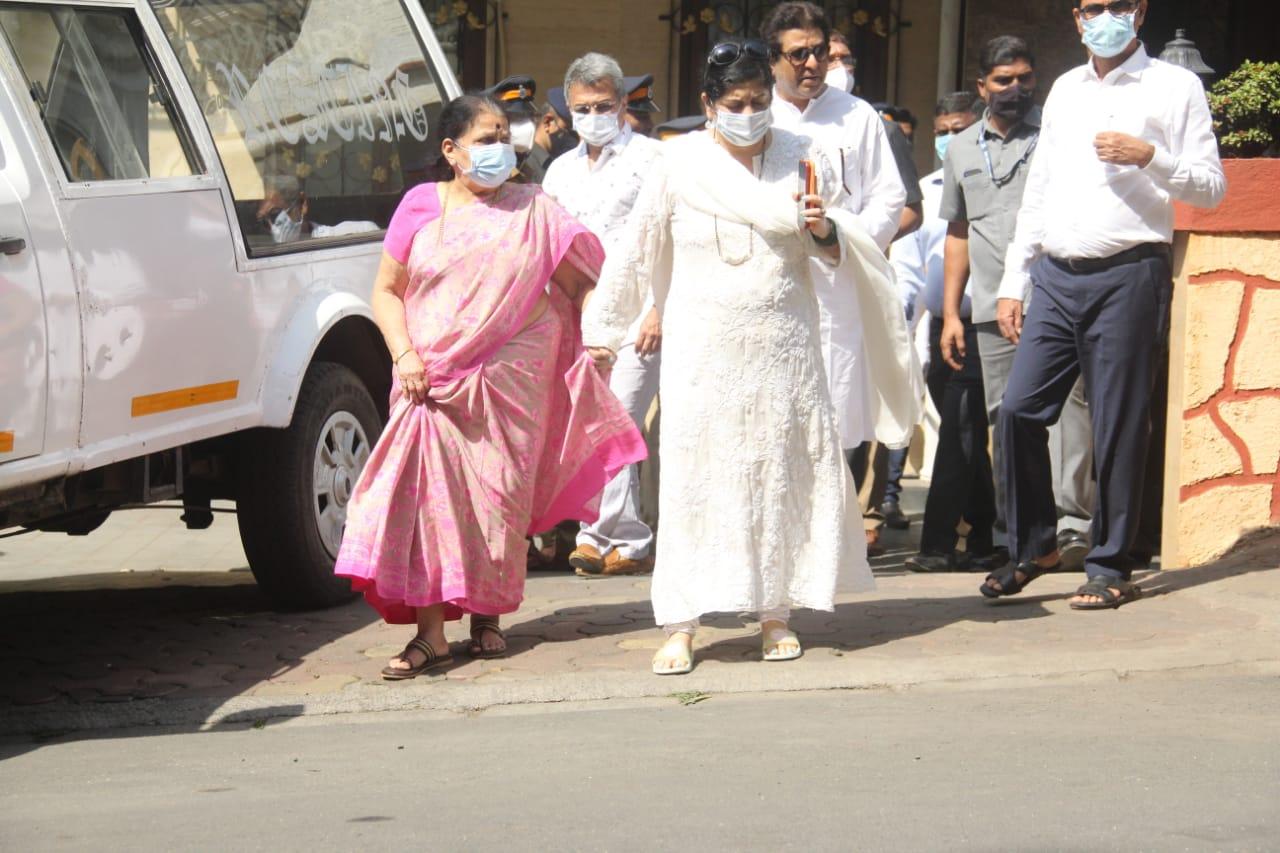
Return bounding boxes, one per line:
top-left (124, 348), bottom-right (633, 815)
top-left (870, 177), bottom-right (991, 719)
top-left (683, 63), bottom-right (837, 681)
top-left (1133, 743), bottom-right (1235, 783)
top-left (984, 0), bottom-right (1225, 608)
top-left (542, 52), bottom-right (662, 578)
top-left (761, 2), bottom-right (909, 554)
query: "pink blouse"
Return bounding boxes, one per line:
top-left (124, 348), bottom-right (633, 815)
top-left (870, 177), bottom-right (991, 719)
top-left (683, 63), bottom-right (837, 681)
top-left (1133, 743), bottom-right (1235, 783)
top-left (383, 183), bottom-right (442, 264)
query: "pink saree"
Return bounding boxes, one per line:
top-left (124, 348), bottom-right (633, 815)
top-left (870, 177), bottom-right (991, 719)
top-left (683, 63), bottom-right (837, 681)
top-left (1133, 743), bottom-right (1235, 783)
top-left (334, 183), bottom-right (647, 624)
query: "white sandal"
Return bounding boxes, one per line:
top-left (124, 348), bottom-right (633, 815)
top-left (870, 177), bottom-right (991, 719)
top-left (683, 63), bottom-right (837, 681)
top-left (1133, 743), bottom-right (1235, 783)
top-left (762, 626), bottom-right (802, 662)
top-left (652, 635), bottom-right (694, 675)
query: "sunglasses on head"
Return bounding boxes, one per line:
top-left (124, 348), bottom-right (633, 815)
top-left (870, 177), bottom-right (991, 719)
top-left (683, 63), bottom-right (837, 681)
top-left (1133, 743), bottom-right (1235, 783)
top-left (707, 39), bottom-right (770, 67)
top-left (1078, 0), bottom-right (1137, 19)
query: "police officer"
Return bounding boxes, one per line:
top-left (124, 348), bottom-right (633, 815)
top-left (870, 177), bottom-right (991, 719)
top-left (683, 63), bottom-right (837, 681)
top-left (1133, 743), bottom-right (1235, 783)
top-left (481, 75), bottom-right (547, 183)
top-left (622, 74), bottom-right (661, 137)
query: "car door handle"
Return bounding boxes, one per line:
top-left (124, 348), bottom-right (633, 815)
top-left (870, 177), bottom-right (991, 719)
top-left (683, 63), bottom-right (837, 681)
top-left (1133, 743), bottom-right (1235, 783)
top-left (0, 236), bottom-right (26, 255)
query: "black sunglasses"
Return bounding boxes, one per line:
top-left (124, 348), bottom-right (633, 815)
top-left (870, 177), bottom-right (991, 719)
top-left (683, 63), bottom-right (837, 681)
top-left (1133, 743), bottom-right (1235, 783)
top-left (1078, 0), bottom-right (1137, 19)
top-left (707, 39), bottom-right (770, 67)
top-left (776, 43), bottom-right (830, 65)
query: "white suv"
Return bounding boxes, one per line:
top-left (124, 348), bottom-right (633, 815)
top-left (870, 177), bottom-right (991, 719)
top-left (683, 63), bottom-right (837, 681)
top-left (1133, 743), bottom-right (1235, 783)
top-left (0, 0), bottom-right (461, 608)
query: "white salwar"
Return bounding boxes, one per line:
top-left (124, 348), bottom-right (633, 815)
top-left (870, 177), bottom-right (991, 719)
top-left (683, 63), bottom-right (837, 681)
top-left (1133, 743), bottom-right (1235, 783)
top-left (772, 86), bottom-right (912, 448)
top-left (583, 129), bottom-right (916, 627)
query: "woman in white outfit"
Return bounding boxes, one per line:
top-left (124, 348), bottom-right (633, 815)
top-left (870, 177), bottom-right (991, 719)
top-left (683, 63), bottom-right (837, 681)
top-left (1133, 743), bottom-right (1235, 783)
top-left (583, 40), bottom-right (916, 674)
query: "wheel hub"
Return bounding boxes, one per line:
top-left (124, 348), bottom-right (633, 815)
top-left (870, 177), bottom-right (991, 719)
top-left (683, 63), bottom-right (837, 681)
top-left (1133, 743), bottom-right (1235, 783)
top-left (313, 411), bottom-right (372, 559)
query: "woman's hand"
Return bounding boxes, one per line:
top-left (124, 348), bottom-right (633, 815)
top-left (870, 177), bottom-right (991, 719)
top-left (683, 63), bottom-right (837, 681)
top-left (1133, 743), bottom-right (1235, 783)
top-left (635, 307), bottom-right (663, 357)
top-left (586, 346), bottom-right (616, 379)
top-left (795, 192), bottom-right (831, 240)
top-left (397, 349), bottom-right (428, 405)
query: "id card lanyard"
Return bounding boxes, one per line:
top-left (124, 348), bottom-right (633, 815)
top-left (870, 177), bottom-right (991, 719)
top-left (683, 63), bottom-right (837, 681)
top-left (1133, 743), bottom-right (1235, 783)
top-left (978, 123), bottom-right (1039, 187)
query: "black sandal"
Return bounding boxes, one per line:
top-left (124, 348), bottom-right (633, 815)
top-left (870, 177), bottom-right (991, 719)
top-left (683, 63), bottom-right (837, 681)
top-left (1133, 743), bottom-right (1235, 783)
top-left (1069, 576), bottom-right (1142, 610)
top-left (381, 637), bottom-right (452, 680)
top-left (980, 560), bottom-right (1055, 599)
top-left (468, 615), bottom-right (506, 659)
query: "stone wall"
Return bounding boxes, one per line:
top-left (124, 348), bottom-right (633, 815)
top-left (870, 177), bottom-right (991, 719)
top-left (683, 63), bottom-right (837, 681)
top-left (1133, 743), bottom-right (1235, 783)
top-left (1168, 232), bottom-right (1280, 566)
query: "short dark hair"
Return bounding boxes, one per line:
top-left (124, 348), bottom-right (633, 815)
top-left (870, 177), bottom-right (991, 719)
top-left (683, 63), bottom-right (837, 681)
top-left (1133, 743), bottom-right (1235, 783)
top-left (978, 35), bottom-right (1035, 77)
top-left (935, 91), bottom-right (983, 117)
top-left (702, 38), bottom-right (775, 103)
top-left (759, 1), bottom-right (831, 51)
top-left (829, 30), bottom-right (849, 48)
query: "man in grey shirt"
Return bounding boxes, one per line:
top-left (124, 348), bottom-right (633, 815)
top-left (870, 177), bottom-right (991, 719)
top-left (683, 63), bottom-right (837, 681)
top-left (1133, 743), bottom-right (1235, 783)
top-left (937, 35), bottom-right (1094, 569)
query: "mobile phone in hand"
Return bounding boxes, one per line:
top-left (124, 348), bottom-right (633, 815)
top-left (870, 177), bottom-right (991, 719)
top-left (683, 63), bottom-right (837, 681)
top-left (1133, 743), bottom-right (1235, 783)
top-left (797, 159), bottom-right (817, 200)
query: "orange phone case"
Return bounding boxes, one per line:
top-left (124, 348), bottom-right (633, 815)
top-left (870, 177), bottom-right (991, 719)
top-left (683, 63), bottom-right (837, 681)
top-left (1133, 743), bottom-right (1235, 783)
top-left (801, 159), bottom-right (817, 196)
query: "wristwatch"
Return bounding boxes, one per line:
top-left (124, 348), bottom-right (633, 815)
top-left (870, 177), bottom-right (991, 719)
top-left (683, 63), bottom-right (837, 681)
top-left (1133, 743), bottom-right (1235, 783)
top-left (812, 218), bottom-right (839, 247)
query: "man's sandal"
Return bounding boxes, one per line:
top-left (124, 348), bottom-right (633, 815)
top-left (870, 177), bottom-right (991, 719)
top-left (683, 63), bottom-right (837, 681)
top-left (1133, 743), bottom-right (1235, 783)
top-left (381, 637), bottom-right (452, 680)
top-left (980, 560), bottom-right (1057, 599)
top-left (468, 616), bottom-right (506, 659)
top-left (1069, 576), bottom-right (1142, 610)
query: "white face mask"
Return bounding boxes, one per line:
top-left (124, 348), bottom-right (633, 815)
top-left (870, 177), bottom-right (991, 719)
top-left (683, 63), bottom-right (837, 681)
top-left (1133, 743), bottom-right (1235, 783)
top-left (509, 119), bottom-right (536, 153)
top-left (270, 207), bottom-right (302, 244)
top-left (713, 108), bottom-right (772, 147)
top-left (572, 110), bottom-right (622, 148)
top-left (825, 64), bottom-right (854, 94)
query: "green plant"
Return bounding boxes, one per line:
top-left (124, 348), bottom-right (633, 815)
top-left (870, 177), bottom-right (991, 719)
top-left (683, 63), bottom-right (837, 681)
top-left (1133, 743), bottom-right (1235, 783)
top-left (1208, 61), bottom-right (1280, 158)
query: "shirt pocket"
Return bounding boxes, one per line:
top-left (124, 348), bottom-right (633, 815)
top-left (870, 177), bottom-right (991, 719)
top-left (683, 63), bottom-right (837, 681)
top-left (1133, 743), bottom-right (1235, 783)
top-left (959, 170), bottom-right (999, 222)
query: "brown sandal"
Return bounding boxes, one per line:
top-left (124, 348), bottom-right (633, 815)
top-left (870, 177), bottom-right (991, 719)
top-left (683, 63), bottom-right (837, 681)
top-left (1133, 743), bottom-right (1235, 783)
top-left (381, 637), bottom-right (452, 680)
top-left (468, 615), bottom-right (507, 659)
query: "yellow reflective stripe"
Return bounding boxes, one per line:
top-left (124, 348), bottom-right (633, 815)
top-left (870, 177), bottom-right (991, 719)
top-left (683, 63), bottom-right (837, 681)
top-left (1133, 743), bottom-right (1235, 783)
top-left (131, 381), bottom-right (239, 418)
top-left (0, 431), bottom-right (13, 453)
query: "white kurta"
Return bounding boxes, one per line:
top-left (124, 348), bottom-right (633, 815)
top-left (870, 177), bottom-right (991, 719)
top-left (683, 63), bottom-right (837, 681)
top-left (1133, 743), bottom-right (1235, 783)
top-left (583, 129), bottom-right (874, 626)
top-left (772, 86), bottom-right (907, 448)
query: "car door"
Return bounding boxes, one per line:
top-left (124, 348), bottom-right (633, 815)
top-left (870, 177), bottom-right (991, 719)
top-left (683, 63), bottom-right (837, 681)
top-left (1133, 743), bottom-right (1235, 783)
top-left (0, 2), bottom-right (249, 462)
top-left (0, 169), bottom-right (45, 463)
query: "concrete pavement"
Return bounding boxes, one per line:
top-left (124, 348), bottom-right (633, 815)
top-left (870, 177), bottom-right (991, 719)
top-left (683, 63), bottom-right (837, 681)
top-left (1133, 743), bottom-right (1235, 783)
top-left (1, 487), bottom-right (1278, 735)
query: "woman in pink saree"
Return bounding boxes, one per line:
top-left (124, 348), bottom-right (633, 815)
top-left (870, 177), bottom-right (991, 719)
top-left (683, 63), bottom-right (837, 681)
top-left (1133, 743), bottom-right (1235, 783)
top-left (335, 96), bottom-right (646, 679)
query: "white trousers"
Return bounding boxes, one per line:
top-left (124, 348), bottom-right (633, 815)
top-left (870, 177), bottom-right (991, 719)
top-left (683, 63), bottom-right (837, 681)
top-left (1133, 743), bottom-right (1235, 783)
top-left (577, 344), bottom-right (661, 559)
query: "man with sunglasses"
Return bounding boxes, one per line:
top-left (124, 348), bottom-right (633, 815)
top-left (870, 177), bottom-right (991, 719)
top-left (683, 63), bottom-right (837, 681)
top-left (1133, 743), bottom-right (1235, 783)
top-left (985, 0), bottom-right (1225, 609)
top-left (543, 52), bottom-right (663, 579)
top-left (761, 2), bottom-right (913, 557)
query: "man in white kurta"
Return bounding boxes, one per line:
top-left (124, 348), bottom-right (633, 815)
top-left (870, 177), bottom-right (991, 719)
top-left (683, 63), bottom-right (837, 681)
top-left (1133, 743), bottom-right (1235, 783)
top-left (542, 52), bottom-right (662, 577)
top-left (766, 21), bottom-right (907, 454)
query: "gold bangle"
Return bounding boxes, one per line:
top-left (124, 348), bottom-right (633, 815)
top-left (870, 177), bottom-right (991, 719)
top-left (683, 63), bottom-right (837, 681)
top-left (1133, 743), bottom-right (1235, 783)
top-left (393, 347), bottom-right (414, 364)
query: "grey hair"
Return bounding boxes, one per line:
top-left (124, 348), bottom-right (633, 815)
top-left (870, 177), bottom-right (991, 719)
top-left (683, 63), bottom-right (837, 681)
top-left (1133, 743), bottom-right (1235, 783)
top-left (563, 52), bottom-right (624, 100)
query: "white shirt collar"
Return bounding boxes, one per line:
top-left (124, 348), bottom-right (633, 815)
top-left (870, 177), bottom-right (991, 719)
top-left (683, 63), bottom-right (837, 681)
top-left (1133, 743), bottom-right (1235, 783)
top-left (771, 83), bottom-right (836, 118)
top-left (572, 120), bottom-right (634, 166)
top-left (1083, 42), bottom-right (1152, 84)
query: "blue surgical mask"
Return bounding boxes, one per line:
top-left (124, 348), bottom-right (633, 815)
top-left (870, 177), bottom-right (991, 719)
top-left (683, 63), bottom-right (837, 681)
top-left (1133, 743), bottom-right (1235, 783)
top-left (935, 133), bottom-right (952, 164)
top-left (461, 142), bottom-right (516, 188)
top-left (1081, 11), bottom-right (1137, 59)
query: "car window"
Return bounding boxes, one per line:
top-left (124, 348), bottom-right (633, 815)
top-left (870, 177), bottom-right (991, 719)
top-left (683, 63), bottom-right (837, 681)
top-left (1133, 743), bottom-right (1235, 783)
top-left (0, 4), bottom-right (198, 182)
top-left (150, 0), bottom-right (449, 256)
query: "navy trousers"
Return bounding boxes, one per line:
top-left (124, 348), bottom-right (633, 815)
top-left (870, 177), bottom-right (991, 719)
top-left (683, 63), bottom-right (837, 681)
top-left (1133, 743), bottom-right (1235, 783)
top-left (999, 252), bottom-right (1171, 581)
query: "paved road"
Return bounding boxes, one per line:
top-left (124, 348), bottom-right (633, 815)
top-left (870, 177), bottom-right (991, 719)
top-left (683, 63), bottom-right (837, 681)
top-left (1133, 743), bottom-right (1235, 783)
top-left (2, 675), bottom-right (1277, 852)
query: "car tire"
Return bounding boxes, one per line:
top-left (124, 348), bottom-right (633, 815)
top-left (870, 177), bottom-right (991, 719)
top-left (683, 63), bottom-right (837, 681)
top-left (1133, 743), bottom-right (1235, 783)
top-left (238, 361), bottom-right (383, 610)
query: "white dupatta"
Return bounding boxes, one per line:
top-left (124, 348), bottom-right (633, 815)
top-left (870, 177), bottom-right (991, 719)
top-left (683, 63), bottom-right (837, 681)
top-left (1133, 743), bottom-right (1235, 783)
top-left (663, 132), bottom-right (924, 449)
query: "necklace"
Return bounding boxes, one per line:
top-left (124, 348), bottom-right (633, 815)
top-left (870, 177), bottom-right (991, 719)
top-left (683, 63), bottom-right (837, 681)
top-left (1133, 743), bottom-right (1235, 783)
top-left (714, 217), bottom-right (755, 266)
top-left (712, 148), bottom-right (762, 266)
top-left (436, 180), bottom-right (504, 245)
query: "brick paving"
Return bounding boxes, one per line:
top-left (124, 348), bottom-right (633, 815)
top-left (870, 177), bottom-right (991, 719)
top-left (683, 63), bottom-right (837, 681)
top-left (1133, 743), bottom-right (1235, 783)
top-left (1, 491), bottom-right (1277, 734)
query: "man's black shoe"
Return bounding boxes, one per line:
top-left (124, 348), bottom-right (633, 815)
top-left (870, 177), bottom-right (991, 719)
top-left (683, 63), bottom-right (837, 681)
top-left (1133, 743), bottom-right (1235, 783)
top-left (1056, 530), bottom-right (1089, 572)
top-left (966, 546), bottom-right (1010, 572)
top-left (882, 500), bottom-right (910, 530)
top-left (905, 551), bottom-right (957, 573)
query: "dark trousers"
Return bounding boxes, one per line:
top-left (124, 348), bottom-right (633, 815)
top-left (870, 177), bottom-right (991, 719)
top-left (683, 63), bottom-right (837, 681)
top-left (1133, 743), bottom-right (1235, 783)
top-left (920, 317), bottom-right (996, 554)
top-left (884, 446), bottom-right (908, 504)
top-left (999, 253), bottom-right (1171, 580)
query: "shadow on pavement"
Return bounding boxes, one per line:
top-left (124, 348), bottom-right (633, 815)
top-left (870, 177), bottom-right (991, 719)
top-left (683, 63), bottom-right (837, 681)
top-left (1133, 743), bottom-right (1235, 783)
top-left (0, 570), bottom-right (376, 740)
